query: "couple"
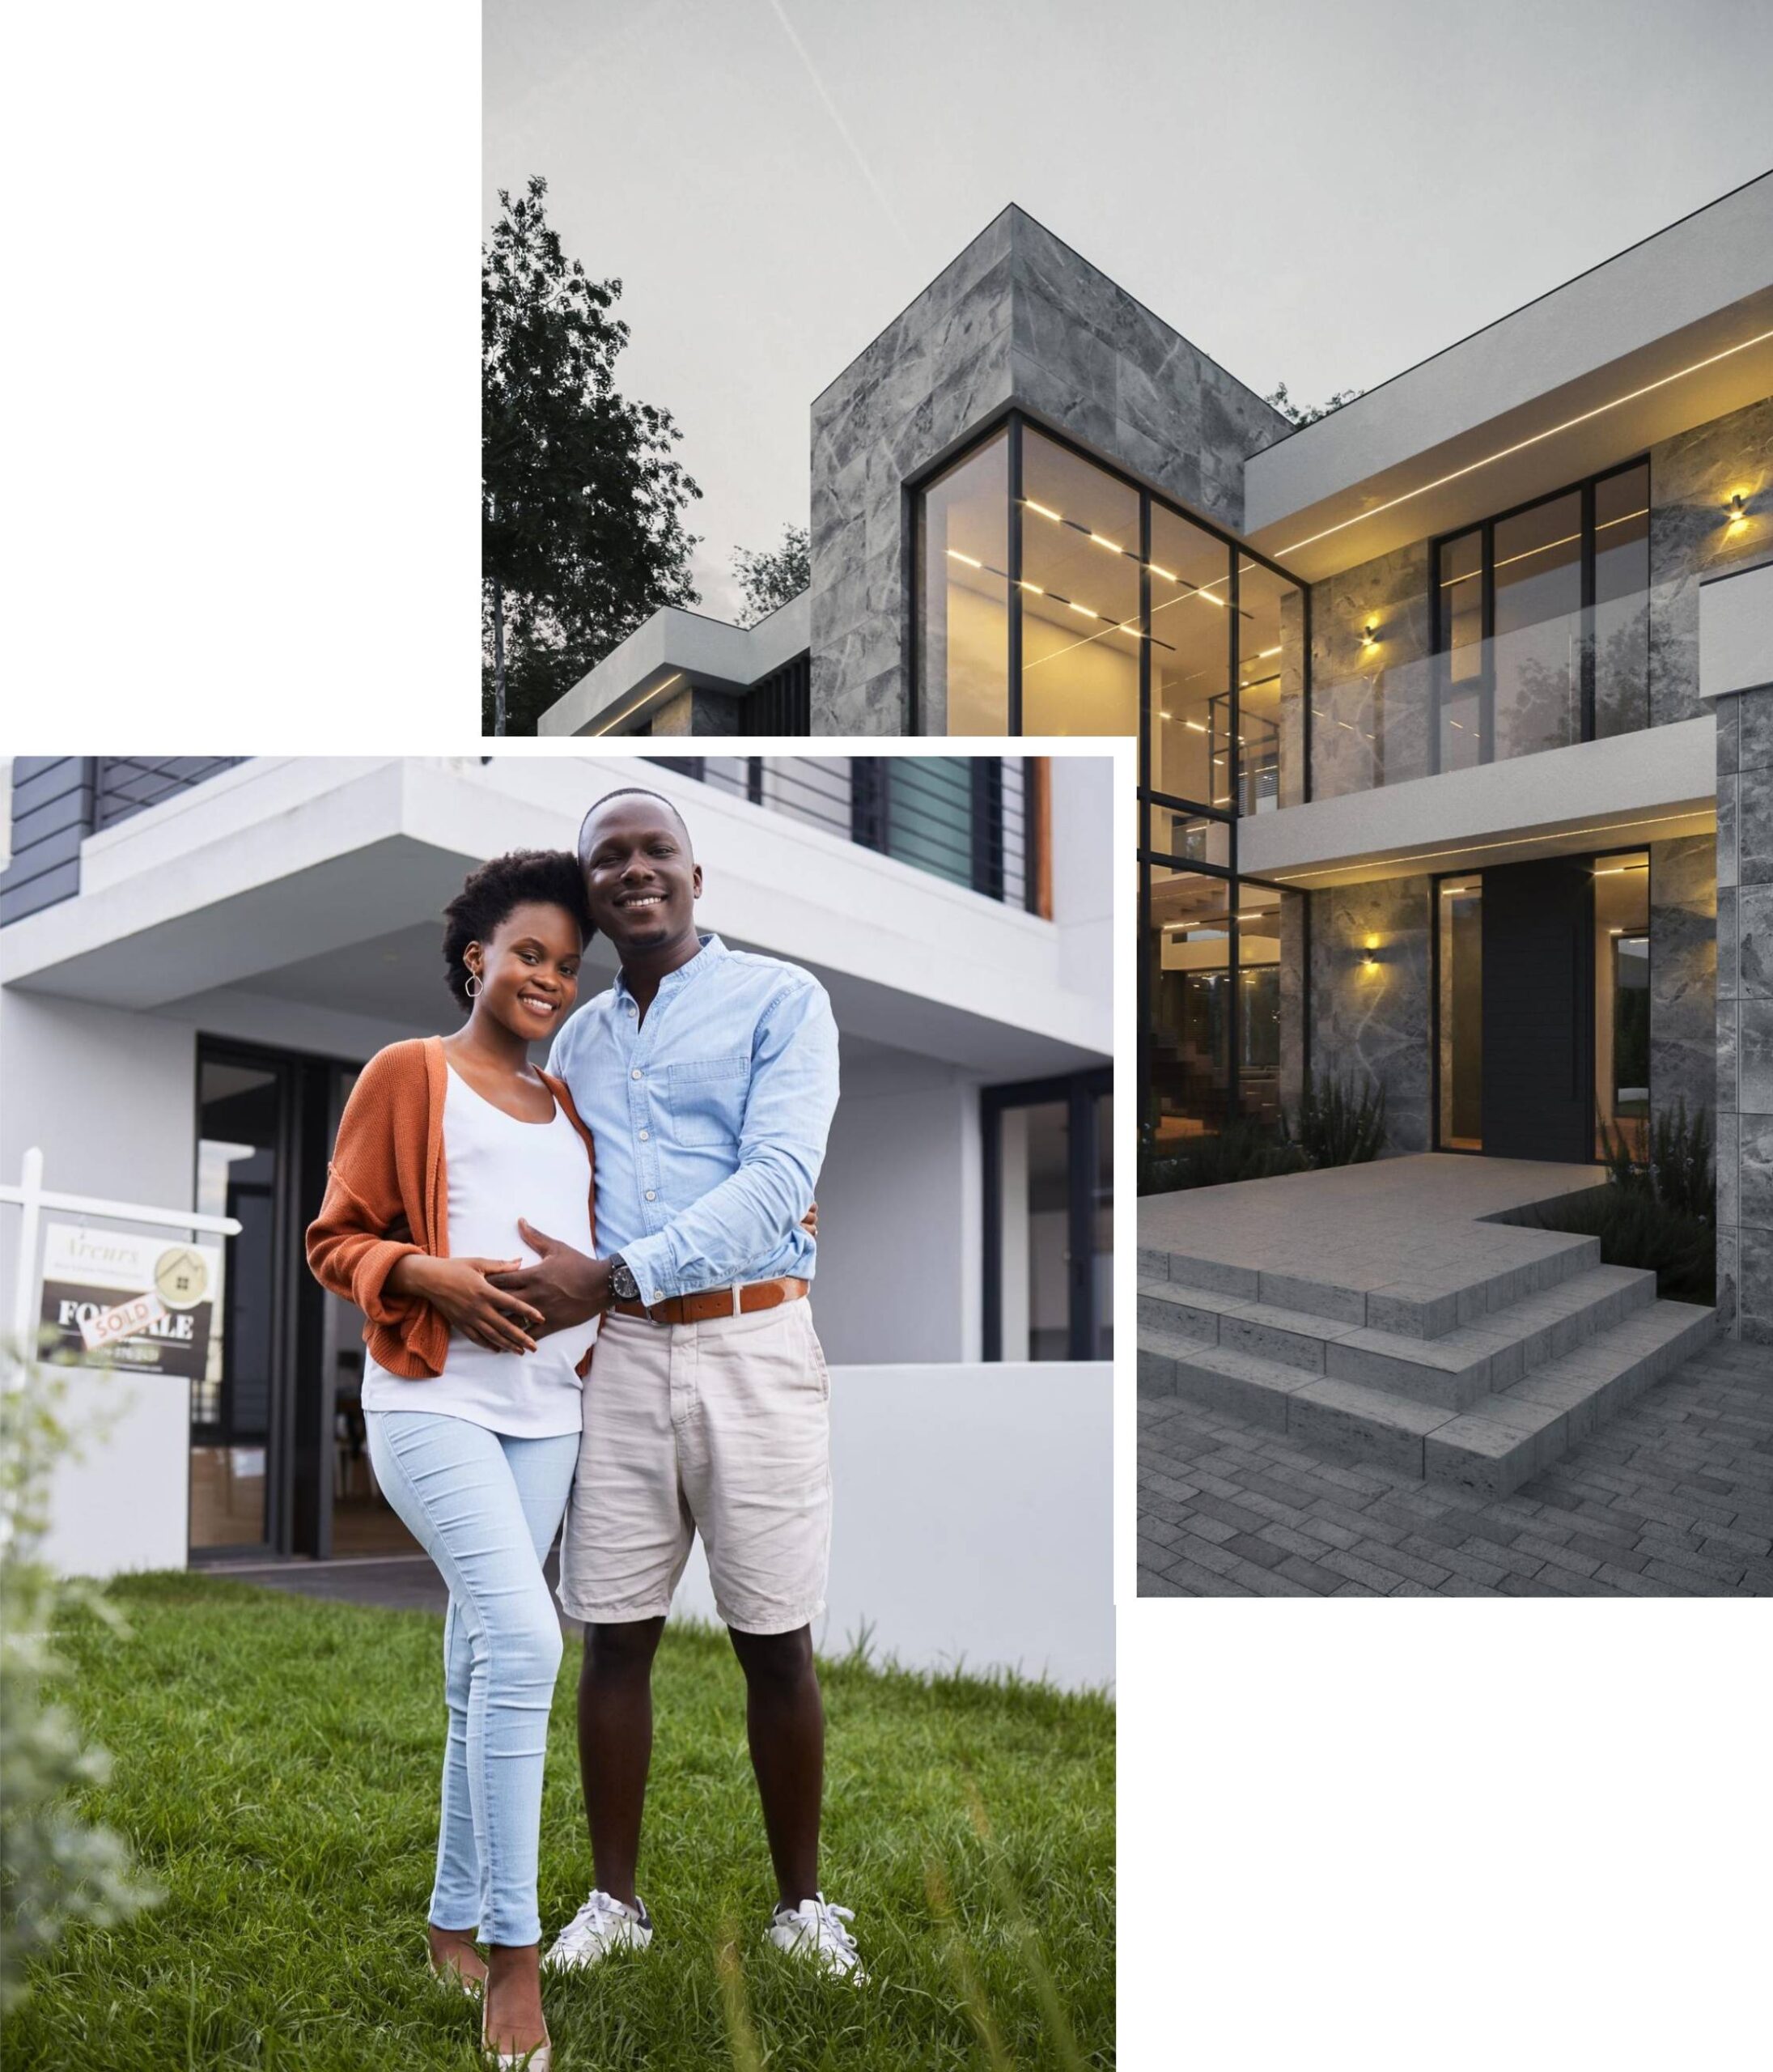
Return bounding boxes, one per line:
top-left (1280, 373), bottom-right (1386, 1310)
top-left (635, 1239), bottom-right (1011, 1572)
top-left (306, 787), bottom-right (853, 2070)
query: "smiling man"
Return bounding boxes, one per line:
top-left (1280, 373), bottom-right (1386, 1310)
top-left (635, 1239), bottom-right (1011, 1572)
top-left (486, 786), bottom-right (859, 1981)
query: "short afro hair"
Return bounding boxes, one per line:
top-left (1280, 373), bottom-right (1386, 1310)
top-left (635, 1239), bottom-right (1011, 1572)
top-left (577, 786), bottom-right (692, 859)
top-left (441, 849), bottom-right (593, 1011)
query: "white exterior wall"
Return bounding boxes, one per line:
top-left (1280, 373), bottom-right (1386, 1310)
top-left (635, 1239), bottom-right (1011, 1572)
top-left (2, 755), bottom-right (1112, 1579)
top-left (812, 1054), bottom-right (982, 1365)
top-left (0, 989), bottom-right (198, 1577)
top-left (669, 1361), bottom-right (1113, 1691)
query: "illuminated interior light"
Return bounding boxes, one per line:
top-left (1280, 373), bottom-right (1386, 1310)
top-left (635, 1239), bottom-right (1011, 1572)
top-left (1068, 601), bottom-right (1099, 619)
top-left (1184, 720), bottom-right (1207, 733)
top-left (1279, 328), bottom-right (1773, 560)
top-left (1258, 646), bottom-right (1282, 659)
top-left (1160, 710), bottom-right (1173, 720)
top-left (1089, 533), bottom-right (1124, 552)
top-left (1019, 580), bottom-right (1044, 594)
top-left (946, 549), bottom-right (982, 568)
top-left (1024, 499), bottom-right (1062, 523)
top-left (1148, 563), bottom-right (1178, 583)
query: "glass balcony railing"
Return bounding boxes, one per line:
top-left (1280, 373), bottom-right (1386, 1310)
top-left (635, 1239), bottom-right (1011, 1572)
top-left (1309, 591), bottom-right (1651, 800)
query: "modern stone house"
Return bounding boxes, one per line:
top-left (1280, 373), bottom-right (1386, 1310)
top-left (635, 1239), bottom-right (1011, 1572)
top-left (539, 174), bottom-right (1772, 1350)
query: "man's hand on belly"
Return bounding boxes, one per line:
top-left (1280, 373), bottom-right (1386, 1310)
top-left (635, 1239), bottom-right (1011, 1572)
top-left (486, 1222), bottom-right (614, 1335)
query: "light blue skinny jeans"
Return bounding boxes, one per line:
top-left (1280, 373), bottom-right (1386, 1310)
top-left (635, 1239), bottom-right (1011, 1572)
top-left (365, 1411), bottom-right (579, 1948)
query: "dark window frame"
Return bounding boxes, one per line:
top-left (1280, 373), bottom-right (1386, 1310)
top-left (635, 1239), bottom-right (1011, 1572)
top-left (1428, 455), bottom-right (1649, 775)
top-left (981, 1065), bottom-right (1113, 1363)
top-left (1427, 840), bottom-right (1652, 1162)
top-left (906, 410), bottom-right (1313, 1149)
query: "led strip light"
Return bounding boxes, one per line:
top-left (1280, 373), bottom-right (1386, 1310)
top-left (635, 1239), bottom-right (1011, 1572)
top-left (1277, 329), bottom-right (1773, 562)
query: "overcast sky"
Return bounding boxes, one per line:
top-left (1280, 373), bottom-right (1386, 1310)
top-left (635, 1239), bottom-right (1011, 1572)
top-left (485, 0), bottom-right (1773, 620)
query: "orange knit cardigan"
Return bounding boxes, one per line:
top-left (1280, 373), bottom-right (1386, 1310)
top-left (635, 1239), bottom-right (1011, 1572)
top-left (305, 1035), bottom-right (596, 1381)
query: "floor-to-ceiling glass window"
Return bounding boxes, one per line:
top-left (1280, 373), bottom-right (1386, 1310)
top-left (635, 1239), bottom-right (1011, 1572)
top-left (191, 1054), bottom-right (286, 1553)
top-left (915, 426), bottom-right (1011, 733)
top-left (1427, 458), bottom-right (1652, 779)
top-left (910, 413), bottom-right (1311, 1144)
top-left (982, 1068), bottom-right (1113, 1361)
top-left (1593, 463), bottom-right (1651, 738)
top-left (1594, 849), bottom-right (1651, 1158)
top-left (1436, 876), bottom-right (1484, 1151)
top-left (1020, 427), bottom-right (1142, 736)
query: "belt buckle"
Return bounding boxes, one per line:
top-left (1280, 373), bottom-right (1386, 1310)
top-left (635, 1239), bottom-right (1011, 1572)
top-left (730, 1282), bottom-right (743, 1316)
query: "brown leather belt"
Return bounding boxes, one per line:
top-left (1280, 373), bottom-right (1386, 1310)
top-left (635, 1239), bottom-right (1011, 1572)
top-left (611, 1276), bottom-right (809, 1327)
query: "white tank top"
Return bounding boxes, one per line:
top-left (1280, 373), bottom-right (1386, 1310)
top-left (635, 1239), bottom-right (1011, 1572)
top-left (363, 1065), bottom-right (598, 1437)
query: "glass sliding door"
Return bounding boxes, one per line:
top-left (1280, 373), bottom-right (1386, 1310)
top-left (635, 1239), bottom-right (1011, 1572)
top-left (982, 1068), bottom-right (1113, 1361)
top-left (191, 1051), bottom-right (290, 1554)
top-left (1436, 876), bottom-right (1483, 1151)
top-left (1593, 849), bottom-right (1651, 1158)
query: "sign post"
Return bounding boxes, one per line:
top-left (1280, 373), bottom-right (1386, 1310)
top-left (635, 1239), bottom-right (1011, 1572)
top-left (1, 1147), bottom-right (243, 1364)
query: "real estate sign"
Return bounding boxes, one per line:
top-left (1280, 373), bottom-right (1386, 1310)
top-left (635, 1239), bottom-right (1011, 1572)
top-left (39, 1222), bottom-right (219, 1378)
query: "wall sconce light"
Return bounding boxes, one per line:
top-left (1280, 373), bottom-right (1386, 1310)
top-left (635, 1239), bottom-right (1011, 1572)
top-left (1726, 493), bottom-right (1748, 529)
top-left (1361, 934), bottom-right (1381, 971)
top-left (1361, 622), bottom-right (1379, 650)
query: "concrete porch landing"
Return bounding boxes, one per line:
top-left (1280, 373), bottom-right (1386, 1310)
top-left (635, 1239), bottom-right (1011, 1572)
top-left (1138, 1156), bottom-right (1719, 1499)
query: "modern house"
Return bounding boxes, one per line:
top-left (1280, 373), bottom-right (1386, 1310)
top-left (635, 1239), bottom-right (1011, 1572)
top-left (539, 173), bottom-right (1772, 1361)
top-left (0, 754), bottom-right (1113, 1676)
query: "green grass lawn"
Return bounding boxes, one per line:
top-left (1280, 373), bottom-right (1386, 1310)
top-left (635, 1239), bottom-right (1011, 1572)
top-left (11, 1574), bottom-right (1113, 2070)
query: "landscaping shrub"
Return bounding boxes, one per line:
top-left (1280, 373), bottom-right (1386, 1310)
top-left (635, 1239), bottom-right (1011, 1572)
top-left (1533, 1099), bottom-right (1716, 1303)
top-left (1282, 1072), bottom-right (1388, 1170)
top-left (1137, 1119), bottom-right (1305, 1195)
top-left (0, 1348), bottom-right (159, 2010)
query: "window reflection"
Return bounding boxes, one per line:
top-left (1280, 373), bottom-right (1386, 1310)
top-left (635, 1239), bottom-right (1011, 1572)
top-left (1148, 503), bottom-right (1232, 805)
top-left (1019, 428), bottom-right (1142, 736)
top-left (1595, 851), bottom-right (1650, 1159)
top-left (1594, 465), bottom-right (1650, 738)
top-left (1236, 559), bottom-right (1304, 811)
top-left (917, 428), bottom-right (1010, 733)
top-left (1147, 871), bottom-right (1232, 1143)
top-left (1493, 490), bottom-right (1582, 758)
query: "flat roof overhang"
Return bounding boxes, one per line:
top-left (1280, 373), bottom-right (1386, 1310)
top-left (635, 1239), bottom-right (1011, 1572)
top-left (536, 592), bottom-right (809, 737)
top-left (0, 756), bottom-right (1105, 1075)
top-left (1244, 173), bottom-right (1773, 584)
top-left (1239, 716), bottom-right (1716, 890)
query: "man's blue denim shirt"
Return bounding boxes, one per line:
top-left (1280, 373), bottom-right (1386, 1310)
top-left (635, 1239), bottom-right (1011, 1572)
top-left (546, 934), bottom-right (839, 1304)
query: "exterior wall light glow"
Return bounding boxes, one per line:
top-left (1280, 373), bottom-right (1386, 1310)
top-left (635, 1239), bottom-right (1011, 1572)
top-left (1362, 622), bottom-right (1379, 649)
top-left (1727, 493), bottom-right (1748, 529)
top-left (946, 549), bottom-right (982, 568)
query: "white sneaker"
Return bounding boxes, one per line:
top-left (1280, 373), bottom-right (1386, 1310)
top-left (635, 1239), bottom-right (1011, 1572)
top-left (543, 1889), bottom-right (653, 1971)
top-left (766, 1893), bottom-right (867, 1981)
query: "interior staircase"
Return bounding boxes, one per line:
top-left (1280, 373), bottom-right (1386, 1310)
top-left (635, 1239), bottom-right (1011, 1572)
top-left (1137, 1222), bottom-right (1718, 1499)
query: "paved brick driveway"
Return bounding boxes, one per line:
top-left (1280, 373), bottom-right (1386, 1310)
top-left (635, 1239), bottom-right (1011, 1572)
top-left (1139, 1335), bottom-right (1773, 1597)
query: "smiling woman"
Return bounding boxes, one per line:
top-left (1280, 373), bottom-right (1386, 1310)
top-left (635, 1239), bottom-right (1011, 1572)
top-left (303, 844), bottom-right (601, 2067)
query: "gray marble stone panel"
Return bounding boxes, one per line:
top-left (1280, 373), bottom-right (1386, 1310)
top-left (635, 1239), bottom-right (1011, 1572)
top-left (1717, 1110), bottom-right (1740, 1229)
top-left (1740, 1112), bottom-right (1773, 1229)
top-left (1741, 763), bottom-right (1773, 887)
top-left (807, 206), bottom-right (1288, 730)
top-left (1717, 885), bottom-right (1738, 1000)
top-left (1739, 684), bottom-right (1773, 775)
top-left (1718, 772), bottom-right (1739, 890)
top-left (1308, 876), bottom-right (1432, 1153)
top-left (1742, 998), bottom-right (1773, 1116)
top-left (1648, 396), bottom-right (1773, 728)
top-left (1741, 1225), bottom-right (1773, 1344)
top-left (1741, 884), bottom-right (1773, 999)
top-left (1720, 998), bottom-right (1739, 1112)
top-left (1649, 835), bottom-right (1716, 1132)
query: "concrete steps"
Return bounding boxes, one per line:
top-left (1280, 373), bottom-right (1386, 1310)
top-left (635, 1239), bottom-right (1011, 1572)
top-left (1138, 1261), bottom-right (1718, 1499)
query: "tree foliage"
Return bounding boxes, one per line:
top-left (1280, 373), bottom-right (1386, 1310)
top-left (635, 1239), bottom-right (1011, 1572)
top-left (1264, 382), bottom-right (1364, 428)
top-left (482, 177), bottom-right (702, 733)
top-left (731, 524), bottom-right (810, 626)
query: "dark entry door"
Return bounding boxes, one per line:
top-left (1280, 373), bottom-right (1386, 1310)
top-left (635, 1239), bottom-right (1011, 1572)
top-left (1480, 856), bottom-right (1594, 1161)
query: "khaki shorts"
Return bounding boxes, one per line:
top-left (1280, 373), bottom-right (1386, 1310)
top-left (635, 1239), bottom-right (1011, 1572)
top-left (557, 1299), bottom-right (832, 1634)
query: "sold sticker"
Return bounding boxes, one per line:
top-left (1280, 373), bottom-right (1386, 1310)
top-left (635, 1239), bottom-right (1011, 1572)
top-left (78, 1289), bottom-right (170, 1354)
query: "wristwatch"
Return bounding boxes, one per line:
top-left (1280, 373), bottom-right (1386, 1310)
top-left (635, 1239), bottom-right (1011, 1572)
top-left (609, 1255), bottom-right (641, 1303)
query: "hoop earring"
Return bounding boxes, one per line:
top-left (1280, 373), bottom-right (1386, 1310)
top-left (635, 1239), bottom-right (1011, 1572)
top-left (465, 973), bottom-right (482, 1000)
